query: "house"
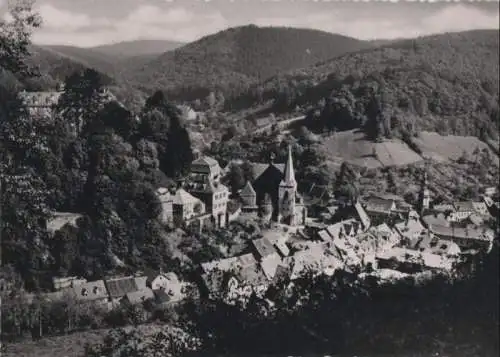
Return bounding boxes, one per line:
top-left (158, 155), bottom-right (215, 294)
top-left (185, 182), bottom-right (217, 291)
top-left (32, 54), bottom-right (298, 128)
top-left (366, 223), bottom-right (401, 252)
top-left (121, 288), bottom-right (155, 306)
top-left (376, 247), bottom-right (453, 273)
top-left (224, 264), bottom-right (269, 306)
top-left (240, 181), bottom-right (258, 212)
top-left (104, 277), bottom-right (139, 303)
top-left (412, 233), bottom-right (461, 256)
top-left (251, 237), bottom-right (278, 261)
top-left (156, 188), bottom-right (174, 225)
top-left (451, 202), bottom-right (475, 221)
top-left (422, 213), bottom-right (450, 228)
top-left (471, 201), bottom-right (489, 216)
top-left (146, 271), bottom-right (185, 300)
top-left (52, 276), bottom-right (87, 291)
top-left (178, 105), bottom-right (197, 121)
top-left (432, 204), bottom-right (455, 214)
top-left (70, 280), bottom-right (108, 305)
top-left (47, 212), bottom-right (82, 235)
top-left (200, 253), bottom-right (269, 303)
top-left (363, 197), bottom-right (397, 223)
top-left (394, 217), bottom-right (425, 243)
top-left (283, 242), bottom-right (343, 279)
top-left (188, 156), bottom-right (230, 228)
top-left (249, 146), bottom-right (307, 226)
top-left (354, 202), bottom-right (371, 230)
top-left (172, 188), bottom-right (206, 227)
top-left (484, 186), bottom-right (497, 197)
top-left (429, 224), bottom-right (494, 253)
top-left (18, 90), bottom-right (62, 118)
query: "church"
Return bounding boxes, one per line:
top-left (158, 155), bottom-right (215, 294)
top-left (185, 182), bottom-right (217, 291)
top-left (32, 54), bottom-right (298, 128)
top-left (240, 146), bottom-right (307, 226)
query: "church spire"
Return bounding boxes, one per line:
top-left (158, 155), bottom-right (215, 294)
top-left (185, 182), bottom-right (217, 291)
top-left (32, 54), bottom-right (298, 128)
top-left (282, 145), bottom-right (296, 184)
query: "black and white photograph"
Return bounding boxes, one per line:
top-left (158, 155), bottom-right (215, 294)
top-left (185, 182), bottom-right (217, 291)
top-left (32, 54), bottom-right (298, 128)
top-left (0, 0), bottom-right (499, 356)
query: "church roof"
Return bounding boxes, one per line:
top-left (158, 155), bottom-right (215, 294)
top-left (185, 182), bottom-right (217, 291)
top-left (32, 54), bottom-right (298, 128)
top-left (240, 181), bottom-right (256, 197)
top-left (251, 163), bottom-right (285, 181)
top-left (172, 189), bottom-right (199, 205)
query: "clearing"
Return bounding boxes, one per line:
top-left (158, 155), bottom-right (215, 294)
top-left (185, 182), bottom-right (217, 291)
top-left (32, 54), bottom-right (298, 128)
top-left (413, 132), bottom-right (499, 165)
top-left (320, 130), bottom-right (423, 169)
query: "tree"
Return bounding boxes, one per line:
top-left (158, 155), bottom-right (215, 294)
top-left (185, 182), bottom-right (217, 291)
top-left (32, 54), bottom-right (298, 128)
top-left (56, 69), bottom-right (110, 135)
top-left (0, 0), bottom-right (41, 80)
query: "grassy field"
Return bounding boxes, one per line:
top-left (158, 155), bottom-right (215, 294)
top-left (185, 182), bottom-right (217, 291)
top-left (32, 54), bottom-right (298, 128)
top-left (2, 324), bottom-right (166, 357)
top-left (320, 130), bottom-right (423, 169)
top-left (413, 132), bottom-right (499, 165)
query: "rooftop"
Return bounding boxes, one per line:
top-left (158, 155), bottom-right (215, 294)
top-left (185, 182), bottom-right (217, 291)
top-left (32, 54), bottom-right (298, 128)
top-left (104, 277), bottom-right (139, 299)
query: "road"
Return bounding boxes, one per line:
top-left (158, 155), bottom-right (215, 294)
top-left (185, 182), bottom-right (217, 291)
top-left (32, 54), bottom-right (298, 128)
top-left (252, 115), bottom-right (306, 135)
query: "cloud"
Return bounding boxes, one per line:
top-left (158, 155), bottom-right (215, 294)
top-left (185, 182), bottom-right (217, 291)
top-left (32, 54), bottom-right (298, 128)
top-left (33, 4), bottom-right (228, 47)
top-left (31, 2), bottom-right (499, 47)
top-left (255, 4), bottom-right (499, 40)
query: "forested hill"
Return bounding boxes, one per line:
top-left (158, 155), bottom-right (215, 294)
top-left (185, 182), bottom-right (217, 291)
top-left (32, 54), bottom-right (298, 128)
top-left (229, 29), bottom-right (499, 140)
top-left (0, 45), bottom-right (115, 92)
top-left (122, 25), bottom-right (372, 100)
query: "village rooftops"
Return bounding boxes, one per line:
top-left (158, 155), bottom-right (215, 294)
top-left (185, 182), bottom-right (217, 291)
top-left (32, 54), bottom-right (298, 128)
top-left (429, 224), bottom-right (494, 242)
top-left (376, 247), bottom-right (453, 270)
top-left (201, 253), bottom-right (257, 275)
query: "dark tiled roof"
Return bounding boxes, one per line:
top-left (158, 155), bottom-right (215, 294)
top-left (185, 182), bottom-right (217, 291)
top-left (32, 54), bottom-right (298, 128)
top-left (105, 277), bottom-right (139, 299)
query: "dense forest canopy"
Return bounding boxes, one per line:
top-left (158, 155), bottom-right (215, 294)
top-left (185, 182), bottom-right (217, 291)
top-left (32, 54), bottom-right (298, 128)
top-left (229, 29), bottom-right (499, 140)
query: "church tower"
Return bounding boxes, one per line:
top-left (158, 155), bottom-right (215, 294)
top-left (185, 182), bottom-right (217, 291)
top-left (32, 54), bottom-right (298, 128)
top-left (279, 145), bottom-right (297, 225)
top-left (419, 165), bottom-right (431, 213)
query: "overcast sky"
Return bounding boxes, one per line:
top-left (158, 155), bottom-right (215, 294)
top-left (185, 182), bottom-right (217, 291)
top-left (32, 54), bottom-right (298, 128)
top-left (1, 0), bottom-right (499, 47)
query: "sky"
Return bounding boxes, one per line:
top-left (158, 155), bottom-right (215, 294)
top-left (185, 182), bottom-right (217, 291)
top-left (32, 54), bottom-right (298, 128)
top-left (1, 0), bottom-right (499, 47)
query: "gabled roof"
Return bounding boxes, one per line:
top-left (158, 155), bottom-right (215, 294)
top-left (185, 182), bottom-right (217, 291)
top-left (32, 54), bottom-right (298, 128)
top-left (251, 163), bottom-right (285, 181)
top-left (192, 156), bottom-right (219, 167)
top-left (354, 202), bottom-right (371, 229)
top-left (240, 181), bottom-right (256, 197)
top-left (123, 288), bottom-right (154, 305)
top-left (104, 277), bottom-right (139, 299)
top-left (364, 197), bottom-right (395, 214)
top-left (454, 201), bottom-right (475, 212)
top-left (71, 280), bottom-right (107, 302)
top-left (251, 238), bottom-right (278, 259)
top-left (172, 188), bottom-right (200, 205)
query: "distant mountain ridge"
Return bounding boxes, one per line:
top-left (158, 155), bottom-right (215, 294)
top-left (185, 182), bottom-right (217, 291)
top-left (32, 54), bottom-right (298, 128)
top-left (122, 25), bottom-right (374, 99)
top-left (90, 39), bottom-right (185, 58)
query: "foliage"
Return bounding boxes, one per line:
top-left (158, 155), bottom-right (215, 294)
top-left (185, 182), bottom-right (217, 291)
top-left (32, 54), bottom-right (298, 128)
top-left (230, 30), bottom-right (499, 141)
top-left (84, 326), bottom-right (202, 357)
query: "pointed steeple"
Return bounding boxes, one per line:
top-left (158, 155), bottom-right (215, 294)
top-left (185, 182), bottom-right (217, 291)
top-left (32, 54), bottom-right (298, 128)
top-left (282, 145), bottom-right (296, 185)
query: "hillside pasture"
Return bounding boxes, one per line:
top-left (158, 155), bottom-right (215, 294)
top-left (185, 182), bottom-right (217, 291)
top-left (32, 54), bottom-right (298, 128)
top-left (320, 130), bottom-right (423, 169)
top-left (413, 132), bottom-right (499, 165)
